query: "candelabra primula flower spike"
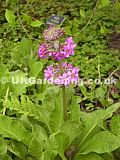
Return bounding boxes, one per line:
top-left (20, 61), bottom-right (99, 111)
top-left (38, 26), bottom-right (79, 86)
top-left (38, 24), bottom-right (79, 121)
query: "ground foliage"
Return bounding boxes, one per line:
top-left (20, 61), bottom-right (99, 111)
top-left (0, 0), bottom-right (120, 160)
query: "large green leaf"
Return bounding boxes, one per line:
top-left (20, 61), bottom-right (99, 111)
top-left (6, 95), bottom-right (50, 129)
top-left (0, 137), bottom-right (7, 159)
top-left (79, 102), bottom-right (120, 145)
top-left (27, 124), bottom-right (48, 159)
top-left (74, 153), bottom-right (104, 160)
top-left (32, 125), bottom-right (48, 142)
top-left (0, 115), bottom-right (29, 142)
top-left (39, 132), bottom-right (68, 160)
top-left (54, 132), bottom-right (69, 160)
top-left (100, 153), bottom-right (113, 160)
top-left (11, 38), bottom-right (33, 64)
top-left (48, 88), bottom-right (63, 133)
top-left (42, 86), bottom-right (59, 110)
top-left (81, 131), bottom-right (120, 154)
top-left (110, 115), bottom-right (120, 137)
top-left (70, 97), bottom-right (81, 122)
top-left (48, 134), bottom-right (58, 155)
top-left (40, 150), bottom-right (57, 160)
top-left (28, 138), bottom-right (43, 158)
top-left (29, 61), bottom-right (43, 77)
top-left (10, 70), bottom-right (30, 96)
top-left (75, 102), bottom-right (120, 154)
top-left (60, 121), bottom-right (81, 145)
top-left (8, 140), bottom-right (27, 159)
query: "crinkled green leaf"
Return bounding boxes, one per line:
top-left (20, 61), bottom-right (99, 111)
top-left (70, 97), bottom-right (81, 122)
top-left (28, 137), bottom-right (43, 158)
top-left (110, 115), bottom-right (120, 137)
top-left (80, 102), bottom-right (120, 143)
top-left (60, 121), bottom-right (81, 144)
top-left (6, 95), bottom-right (51, 131)
top-left (48, 88), bottom-right (63, 133)
top-left (8, 140), bottom-right (27, 159)
top-left (29, 61), bottom-right (43, 77)
top-left (10, 70), bottom-right (29, 96)
top-left (0, 137), bottom-right (7, 159)
top-left (74, 153), bottom-right (104, 160)
top-left (32, 125), bottom-right (48, 141)
top-left (54, 132), bottom-right (69, 160)
top-left (81, 131), bottom-right (120, 154)
top-left (0, 115), bottom-right (29, 142)
top-left (100, 153), bottom-right (113, 160)
top-left (11, 38), bottom-right (33, 64)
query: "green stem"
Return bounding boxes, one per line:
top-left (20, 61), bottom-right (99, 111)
top-left (58, 61), bottom-right (68, 121)
top-left (62, 85), bottom-right (68, 121)
top-left (3, 87), bottom-right (9, 115)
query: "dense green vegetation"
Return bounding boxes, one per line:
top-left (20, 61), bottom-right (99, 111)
top-left (0, 0), bottom-right (120, 160)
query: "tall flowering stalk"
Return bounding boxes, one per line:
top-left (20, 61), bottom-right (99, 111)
top-left (38, 26), bottom-right (79, 121)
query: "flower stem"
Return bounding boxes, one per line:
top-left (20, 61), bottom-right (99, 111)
top-left (58, 61), bottom-right (68, 121)
top-left (62, 85), bottom-right (68, 121)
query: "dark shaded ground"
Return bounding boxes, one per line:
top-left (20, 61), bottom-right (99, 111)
top-left (108, 32), bottom-right (120, 51)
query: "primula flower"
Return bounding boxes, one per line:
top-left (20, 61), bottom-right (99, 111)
top-left (44, 62), bottom-right (79, 86)
top-left (63, 37), bottom-right (77, 56)
top-left (43, 26), bottom-right (64, 41)
top-left (51, 50), bottom-right (66, 60)
top-left (38, 43), bottom-right (49, 59)
top-left (38, 37), bottom-right (77, 60)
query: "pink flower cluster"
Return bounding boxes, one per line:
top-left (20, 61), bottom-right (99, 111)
top-left (44, 62), bottom-right (79, 86)
top-left (38, 37), bottom-right (76, 60)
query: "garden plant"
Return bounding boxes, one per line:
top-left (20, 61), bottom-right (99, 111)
top-left (0, 0), bottom-right (120, 160)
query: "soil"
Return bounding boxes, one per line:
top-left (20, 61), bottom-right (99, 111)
top-left (108, 32), bottom-right (120, 51)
